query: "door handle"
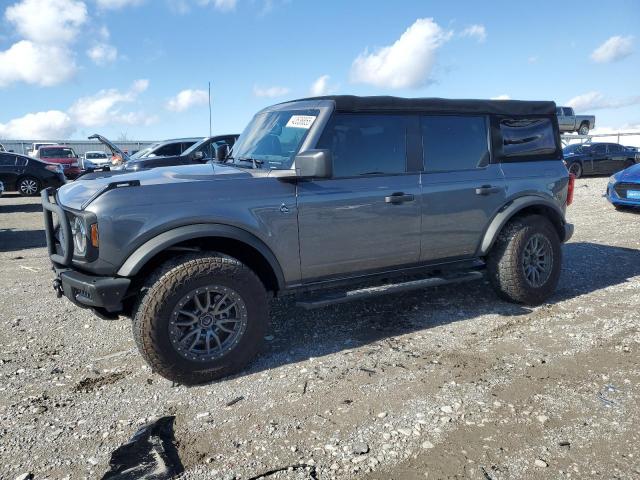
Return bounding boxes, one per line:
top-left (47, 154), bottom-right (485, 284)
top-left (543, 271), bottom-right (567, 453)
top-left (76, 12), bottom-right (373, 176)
top-left (475, 185), bottom-right (502, 196)
top-left (385, 192), bottom-right (415, 204)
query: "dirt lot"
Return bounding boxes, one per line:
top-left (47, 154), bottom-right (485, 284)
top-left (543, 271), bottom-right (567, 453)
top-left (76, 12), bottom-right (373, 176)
top-left (0, 177), bottom-right (639, 480)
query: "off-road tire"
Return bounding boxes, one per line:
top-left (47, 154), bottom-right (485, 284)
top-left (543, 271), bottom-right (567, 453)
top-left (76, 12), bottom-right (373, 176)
top-left (578, 123), bottom-right (589, 135)
top-left (17, 176), bottom-right (40, 196)
top-left (132, 254), bottom-right (268, 384)
top-left (487, 215), bottom-right (561, 305)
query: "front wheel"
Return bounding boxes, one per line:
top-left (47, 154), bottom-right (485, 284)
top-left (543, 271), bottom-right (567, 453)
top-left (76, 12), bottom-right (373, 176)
top-left (487, 215), bottom-right (562, 305)
top-left (18, 176), bottom-right (40, 196)
top-left (567, 162), bottom-right (582, 178)
top-left (133, 254), bottom-right (268, 384)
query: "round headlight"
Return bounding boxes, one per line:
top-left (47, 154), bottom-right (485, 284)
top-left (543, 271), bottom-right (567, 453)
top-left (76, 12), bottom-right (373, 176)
top-left (71, 216), bottom-right (87, 256)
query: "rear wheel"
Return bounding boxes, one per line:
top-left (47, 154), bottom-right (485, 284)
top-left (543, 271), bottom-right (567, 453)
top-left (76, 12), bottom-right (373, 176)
top-left (17, 176), bottom-right (40, 196)
top-left (567, 162), bottom-right (582, 178)
top-left (487, 215), bottom-right (562, 305)
top-left (578, 123), bottom-right (589, 135)
top-left (133, 254), bottom-right (268, 384)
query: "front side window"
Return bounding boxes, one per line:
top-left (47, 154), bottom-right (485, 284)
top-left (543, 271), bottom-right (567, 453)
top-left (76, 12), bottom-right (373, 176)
top-left (230, 109), bottom-right (319, 169)
top-left (317, 113), bottom-right (407, 177)
top-left (152, 143), bottom-right (183, 157)
top-left (591, 144), bottom-right (606, 155)
top-left (422, 115), bottom-right (489, 172)
top-left (499, 118), bottom-right (557, 158)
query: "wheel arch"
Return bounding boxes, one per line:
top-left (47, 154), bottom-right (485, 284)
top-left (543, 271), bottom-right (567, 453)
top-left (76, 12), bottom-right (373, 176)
top-left (478, 196), bottom-right (566, 256)
top-left (117, 224), bottom-right (285, 293)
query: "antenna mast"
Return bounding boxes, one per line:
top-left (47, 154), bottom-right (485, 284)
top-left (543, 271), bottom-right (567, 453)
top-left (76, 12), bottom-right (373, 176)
top-left (208, 81), bottom-right (213, 137)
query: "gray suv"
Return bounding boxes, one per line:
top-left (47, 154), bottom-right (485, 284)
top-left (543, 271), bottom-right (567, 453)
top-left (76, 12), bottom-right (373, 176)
top-left (42, 96), bottom-right (574, 384)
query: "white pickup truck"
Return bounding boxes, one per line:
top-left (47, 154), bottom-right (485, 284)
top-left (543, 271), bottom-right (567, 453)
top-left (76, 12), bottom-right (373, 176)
top-left (556, 107), bottom-right (595, 135)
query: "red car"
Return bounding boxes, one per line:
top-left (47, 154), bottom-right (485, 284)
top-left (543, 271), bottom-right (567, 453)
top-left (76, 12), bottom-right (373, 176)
top-left (33, 146), bottom-right (81, 179)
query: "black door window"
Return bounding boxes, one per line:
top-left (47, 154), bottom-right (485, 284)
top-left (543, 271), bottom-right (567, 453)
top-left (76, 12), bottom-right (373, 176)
top-left (421, 115), bottom-right (489, 172)
top-left (317, 114), bottom-right (407, 177)
top-left (499, 118), bottom-right (557, 159)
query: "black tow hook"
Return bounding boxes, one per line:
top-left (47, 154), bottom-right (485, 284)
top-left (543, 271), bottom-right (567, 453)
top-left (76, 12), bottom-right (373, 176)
top-left (53, 278), bottom-right (64, 298)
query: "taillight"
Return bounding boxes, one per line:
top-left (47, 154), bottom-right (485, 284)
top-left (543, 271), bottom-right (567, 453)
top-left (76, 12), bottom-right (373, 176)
top-left (567, 173), bottom-right (575, 206)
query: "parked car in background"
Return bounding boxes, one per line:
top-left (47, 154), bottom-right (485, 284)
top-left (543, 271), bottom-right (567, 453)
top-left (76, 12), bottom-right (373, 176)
top-left (128, 138), bottom-right (202, 160)
top-left (0, 143), bottom-right (5, 152)
top-left (607, 162), bottom-right (640, 209)
top-left (0, 180), bottom-right (4, 196)
top-left (34, 146), bottom-right (81, 180)
top-left (81, 151), bottom-right (110, 170)
top-left (43, 96), bottom-right (573, 384)
top-left (89, 134), bottom-right (239, 171)
top-left (0, 152), bottom-right (65, 196)
top-left (28, 142), bottom-right (58, 157)
top-left (556, 107), bottom-right (595, 135)
top-left (563, 142), bottom-right (638, 177)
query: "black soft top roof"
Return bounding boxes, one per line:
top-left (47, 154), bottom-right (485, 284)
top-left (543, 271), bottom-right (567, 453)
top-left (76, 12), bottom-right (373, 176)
top-left (292, 95), bottom-right (556, 116)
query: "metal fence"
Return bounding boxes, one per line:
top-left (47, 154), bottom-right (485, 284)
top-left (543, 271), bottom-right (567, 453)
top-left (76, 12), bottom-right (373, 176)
top-left (0, 139), bottom-right (157, 156)
top-left (561, 132), bottom-right (640, 147)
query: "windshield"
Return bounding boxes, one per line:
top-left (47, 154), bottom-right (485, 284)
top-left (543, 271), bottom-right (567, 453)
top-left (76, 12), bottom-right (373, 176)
top-left (86, 152), bottom-right (107, 159)
top-left (130, 144), bottom-right (158, 159)
top-left (229, 109), bottom-right (319, 169)
top-left (40, 147), bottom-right (76, 158)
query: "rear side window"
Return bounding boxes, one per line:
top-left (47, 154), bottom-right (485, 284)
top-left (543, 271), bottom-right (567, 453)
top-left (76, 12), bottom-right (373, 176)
top-left (16, 157), bottom-right (28, 167)
top-left (608, 144), bottom-right (623, 153)
top-left (499, 118), bottom-right (557, 158)
top-left (317, 113), bottom-right (407, 177)
top-left (153, 143), bottom-right (183, 157)
top-left (0, 154), bottom-right (16, 166)
top-left (421, 116), bottom-right (489, 172)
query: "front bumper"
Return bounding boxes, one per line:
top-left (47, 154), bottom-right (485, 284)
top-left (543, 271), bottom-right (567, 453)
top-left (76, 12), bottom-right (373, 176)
top-left (606, 183), bottom-right (640, 207)
top-left (54, 267), bottom-right (130, 313)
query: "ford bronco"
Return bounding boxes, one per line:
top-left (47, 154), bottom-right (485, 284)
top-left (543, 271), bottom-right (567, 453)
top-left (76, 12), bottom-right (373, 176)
top-left (42, 96), bottom-right (574, 384)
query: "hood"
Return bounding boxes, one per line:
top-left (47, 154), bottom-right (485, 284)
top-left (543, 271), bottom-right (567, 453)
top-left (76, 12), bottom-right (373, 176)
top-left (57, 162), bottom-right (251, 210)
top-left (618, 162), bottom-right (640, 181)
top-left (88, 133), bottom-right (131, 163)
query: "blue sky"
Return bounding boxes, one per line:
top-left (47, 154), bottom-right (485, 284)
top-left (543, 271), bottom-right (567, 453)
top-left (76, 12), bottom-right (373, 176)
top-left (0, 0), bottom-right (638, 140)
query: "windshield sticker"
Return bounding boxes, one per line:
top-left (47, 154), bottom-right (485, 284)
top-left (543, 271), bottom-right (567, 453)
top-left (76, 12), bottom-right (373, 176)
top-left (286, 115), bottom-right (316, 129)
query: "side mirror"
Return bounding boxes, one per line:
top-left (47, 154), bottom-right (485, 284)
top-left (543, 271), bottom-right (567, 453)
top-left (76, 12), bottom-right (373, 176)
top-left (194, 151), bottom-right (205, 161)
top-left (216, 144), bottom-right (229, 162)
top-left (294, 149), bottom-right (332, 178)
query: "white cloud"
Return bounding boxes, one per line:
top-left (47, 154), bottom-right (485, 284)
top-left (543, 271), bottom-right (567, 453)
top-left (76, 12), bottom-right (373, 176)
top-left (0, 110), bottom-right (74, 139)
top-left (166, 89), bottom-right (209, 112)
top-left (528, 56), bottom-right (538, 63)
top-left (350, 18), bottom-right (452, 89)
top-left (591, 35), bottom-right (634, 63)
top-left (5, 0), bottom-right (87, 44)
top-left (309, 75), bottom-right (334, 96)
top-left (87, 43), bottom-right (118, 65)
top-left (68, 79), bottom-right (152, 127)
top-left (0, 79), bottom-right (155, 138)
top-left (491, 94), bottom-right (511, 100)
top-left (197, 0), bottom-right (237, 11)
top-left (253, 85), bottom-right (290, 98)
top-left (566, 91), bottom-right (640, 112)
top-left (460, 24), bottom-right (486, 43)
top-left (95, 0), bottom-right (145, 9)
top-left (0, 0), bottom-right (88, 87)
top-left (0, 41), bottom-right (77, 87)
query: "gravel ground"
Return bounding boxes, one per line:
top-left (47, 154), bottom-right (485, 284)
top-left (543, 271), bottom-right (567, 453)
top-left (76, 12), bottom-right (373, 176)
top-left (0, 176), bottom-right (639, 480)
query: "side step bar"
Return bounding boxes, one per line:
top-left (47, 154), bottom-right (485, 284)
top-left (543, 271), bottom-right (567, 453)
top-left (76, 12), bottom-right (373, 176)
top-left (296, 270), bottom-right (484, 310)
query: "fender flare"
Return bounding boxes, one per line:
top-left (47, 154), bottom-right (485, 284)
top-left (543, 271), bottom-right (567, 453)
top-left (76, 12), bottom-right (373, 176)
top-left (116, 223), bottom-right (285, 288)
top-left (477, 196), bottom-right (566, 256)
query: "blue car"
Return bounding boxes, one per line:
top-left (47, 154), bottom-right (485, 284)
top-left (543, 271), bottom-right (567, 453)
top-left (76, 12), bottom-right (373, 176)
top-left (607, 162), bottom-right (640, 209)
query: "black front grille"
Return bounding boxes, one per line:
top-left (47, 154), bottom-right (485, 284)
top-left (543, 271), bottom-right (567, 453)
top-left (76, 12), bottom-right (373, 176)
top-left (614, 182), bottom-right (640, 199)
